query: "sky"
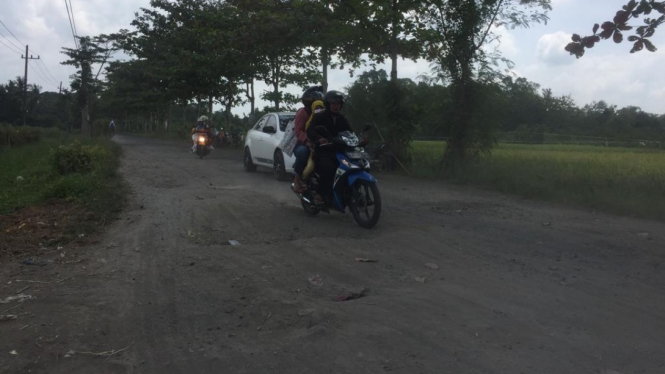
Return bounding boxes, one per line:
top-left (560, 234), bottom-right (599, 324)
top-left (1, 0), bottom-right (663, 116)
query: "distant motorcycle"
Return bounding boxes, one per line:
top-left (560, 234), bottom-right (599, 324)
top-left (195, 132), bottom-right (210, 159)
top-left (292, 129), bottom-right (381, 229)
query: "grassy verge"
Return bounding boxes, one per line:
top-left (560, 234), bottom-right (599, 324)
top-left (0, 131), bottom-right (126, 231)
top-left (411, 141), bottom-right (665, 220)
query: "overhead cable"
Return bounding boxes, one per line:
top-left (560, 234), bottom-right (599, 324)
top-left (64, 0), bottom-right (78, 49)
top-left (0, 19), bottom-right (25, 47)
top-left (0, 37), bottom-right (22, 55)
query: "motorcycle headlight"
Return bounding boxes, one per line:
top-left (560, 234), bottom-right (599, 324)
top-left (198, 136), bottom-right (206, 144)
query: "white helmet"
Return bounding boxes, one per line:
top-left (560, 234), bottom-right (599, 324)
top-left (198, 115), bottom-right (208, 122)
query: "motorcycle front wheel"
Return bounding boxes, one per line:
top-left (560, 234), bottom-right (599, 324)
top-left (301, 200), bottom-right (321, 216)
top-left (349, 180), bottom-right (381, 229)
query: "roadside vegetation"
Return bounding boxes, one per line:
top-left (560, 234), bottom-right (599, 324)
top-left (411, 141), bottom-right (665, 220)
top-left (0, 127), bottom-right (125, 253)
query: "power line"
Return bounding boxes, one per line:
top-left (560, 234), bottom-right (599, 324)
top-left (1, 18), bottom-right (62, 89)
top-left (64, 0), bottom-right (78, 49)
top-left (0, 19), bottom-right (25, 47)
top-left (68, 0), bottom-right (79, 40)
top-left (29, 60), bottom-right (58, 90)
top-left (0, 37), bottom-right (22, 55)
top-left (31, 60), bottom-right (59, 87)
top-left (38, 59), bottom-right (60, 86)
top-left (0, 29), bottom-right (24, 54)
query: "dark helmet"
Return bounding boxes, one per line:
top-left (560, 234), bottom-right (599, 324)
top-left (301, 86), bottom-right (324, 106)
top-left (323, 90), bottom-right (344, 111)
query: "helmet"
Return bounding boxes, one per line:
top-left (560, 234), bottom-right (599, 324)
top-left (323, 90), bottom-right (344, 111)
top-left (301, 86), bottom-right (324, 106)
top-left (198, 115), bottom-right (208, 122)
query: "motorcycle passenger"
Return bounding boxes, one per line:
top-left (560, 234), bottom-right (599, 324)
top-left (301, 99), bottom-right (325, 180)
top-left (293, 86), bottom-right (324, 194)
top-left (192, 115), bottom-right (211, 153)
top-left (306, 90), bottom-right (351, 204)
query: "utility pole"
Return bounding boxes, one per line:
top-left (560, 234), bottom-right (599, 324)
top-left (59, 81), bottom-right (62, 94)
top-left (21, 45), bottom-right (40, 126)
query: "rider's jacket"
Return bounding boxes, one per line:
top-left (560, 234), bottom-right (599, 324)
top-left (306, 112), bottom-right (351, 156)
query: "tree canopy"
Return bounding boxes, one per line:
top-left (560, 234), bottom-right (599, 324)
top-left (565, 0), bottom-right (664, 58)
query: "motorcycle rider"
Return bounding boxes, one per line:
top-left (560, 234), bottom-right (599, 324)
top-left (192, 115), bottom-right (211, 152)
top-left (292, 86), bottom-right (324, 194)
top-left (306, 90), bottom-right (351, 204)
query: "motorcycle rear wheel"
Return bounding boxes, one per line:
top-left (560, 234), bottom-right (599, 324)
top-left (349, 180), bottom-right (381, 229)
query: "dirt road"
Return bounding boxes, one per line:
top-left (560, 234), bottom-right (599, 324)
top-left (2, 135), bottom-right (664, 374)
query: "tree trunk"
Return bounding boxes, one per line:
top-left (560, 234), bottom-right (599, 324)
top-left (182, 102), bottom-right (187, 129)
top-left (322, 48), bottom-right (329, 92)
top-left (225, 80), bottom-right (232, 128)
top-left (272, 56), bottom-right (281, 111)
top-left (390, 0), bottom-right (399, 82)
top-left (165, 102), bottom-right (171, 131)
top-left (208, 94), bottom-right (214, 123)
top-left (249, 80), bottom-right (255, 122)
top-left (442, 61), bottom-right (472, 173)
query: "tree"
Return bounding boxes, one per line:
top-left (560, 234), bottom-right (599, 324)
top-left (345, 69), bottom-right (417, 159)
top-left (61, 36), bottom-right (109, 136)
top-left (228, 0), bottom-right (321, 111)
top-left (565, 0), bottom-right (665, 58)
top-left (365, 0), bottom-right (424, 82)
top-left (419, 0), bottom-right (551, 171)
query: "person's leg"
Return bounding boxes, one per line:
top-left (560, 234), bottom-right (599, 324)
top-left (315, 155), bottom-right (337, 204)
top-left (292, 144), bottom-right (310, 193)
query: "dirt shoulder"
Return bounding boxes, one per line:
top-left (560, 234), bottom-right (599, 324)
top-left (1, 135), bottom-right (663, 374)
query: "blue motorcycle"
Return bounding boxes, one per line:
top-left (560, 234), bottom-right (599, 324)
top-left (293, 130), bottom-right (381, 229)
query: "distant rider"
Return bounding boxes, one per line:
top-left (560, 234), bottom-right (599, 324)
top-left (192, 115), bottom-right (211, 152)
top-left (109, 119), bottom-right (116, 136)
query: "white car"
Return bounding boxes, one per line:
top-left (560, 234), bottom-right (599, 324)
top-left (243, 112), bottom-right (297, 180)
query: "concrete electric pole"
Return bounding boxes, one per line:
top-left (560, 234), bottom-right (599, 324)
top-left (21, 45), bottom-right (40, 126)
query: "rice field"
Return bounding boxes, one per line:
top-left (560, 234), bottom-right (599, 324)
top-left (410, 141), bottom-right (665, 220)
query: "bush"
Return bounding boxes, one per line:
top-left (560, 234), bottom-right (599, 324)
top-left (50, 140), bottom-right (96, 175)
top-left (0, 125), bottom-right (41, 147)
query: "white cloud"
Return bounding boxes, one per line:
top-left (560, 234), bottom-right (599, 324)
top-left (520, 45), bottom-right (665, 113)
top-left (536, 31), bottom-right (575, 65)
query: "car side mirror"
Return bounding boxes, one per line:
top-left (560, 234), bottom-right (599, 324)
top-left (263, 126), bottom-right (276, 134)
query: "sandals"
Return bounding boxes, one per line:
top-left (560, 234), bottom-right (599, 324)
top-left (293, 176), bottom-right (309, 194)
top-left (293, 179), bottom-right (305, 194)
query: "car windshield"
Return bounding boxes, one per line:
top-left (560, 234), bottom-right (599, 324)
top-left (278, 114), bottom-right (295, 132)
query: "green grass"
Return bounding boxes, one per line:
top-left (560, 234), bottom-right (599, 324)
top-left (0, 132), bottom-right (126, 220)
top-left (411, 141), bottom-right (665, 220)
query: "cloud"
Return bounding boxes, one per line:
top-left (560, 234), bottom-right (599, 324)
top-left (520, 45), bottom-right (665, 113)
top-left (536, 31), bottom-right (575, 65)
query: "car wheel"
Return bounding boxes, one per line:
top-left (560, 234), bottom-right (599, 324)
top-left (273, 150), bottom-right (289, 181)
top-left (244, 147), bottom-right (257, 172)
